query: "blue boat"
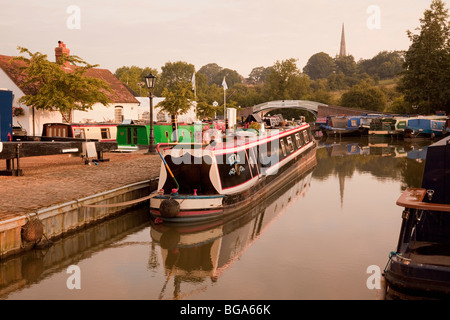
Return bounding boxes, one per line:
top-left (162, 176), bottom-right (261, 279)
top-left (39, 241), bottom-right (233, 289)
top-left (320, 115), bottom-right (367, 137)
top-left (404, 116), bottom-right (448, 139)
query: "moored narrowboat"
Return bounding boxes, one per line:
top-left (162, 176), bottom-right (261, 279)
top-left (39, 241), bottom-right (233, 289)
top-left (384, 135), bottom-right (450, 299)
top-left (42, 123), bottom-right (117, 142)
top-left (368, 117), bottom-right (400, 138)
top-left (319, 115), bottom-right (367, 137)
top-left (149, 118), bottom-right (317, 223)
top-left (403, 115), bottom-right (448, 139)
top-left (116, 123), bottom-right (210, 150)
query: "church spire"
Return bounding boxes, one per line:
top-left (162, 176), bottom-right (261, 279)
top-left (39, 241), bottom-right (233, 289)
top-left (339, 23), bottom-right (347, 57)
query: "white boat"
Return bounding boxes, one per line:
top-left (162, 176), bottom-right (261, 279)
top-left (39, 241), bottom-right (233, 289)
top-left (150, 117), bottom-right (317, 223)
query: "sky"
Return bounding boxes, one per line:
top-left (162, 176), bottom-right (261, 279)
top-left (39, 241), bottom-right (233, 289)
top-left (0, 0), bottom-right (446, 78)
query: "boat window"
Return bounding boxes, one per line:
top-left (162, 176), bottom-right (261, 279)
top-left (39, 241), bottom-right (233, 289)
top-left (216, 151), bottom-right (253, 189)
top-left (259, 140), bottom-right (279, 168)
top-left (280, 139), bottom-right (287, 157)
top-left (295, 133), bottom-right (303, 148)
top-left (302, 130), bottom-right (309, 143)
top-left (247, 147), bottom-right (260, 177)
top-left (101, 128), bottom-right (111, 139)
top-left (350, 119), bottom-right (358, 127)
top-left (286, 136), bottom-right (294, 153)
top-left (133, 128), bottom-right (138, 145)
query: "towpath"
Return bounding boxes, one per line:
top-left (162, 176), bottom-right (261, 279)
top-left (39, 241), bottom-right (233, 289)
top-left (0, 151), bottom-right (161, 222)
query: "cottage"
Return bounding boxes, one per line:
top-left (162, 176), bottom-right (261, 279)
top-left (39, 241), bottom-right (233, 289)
top-left (0, 41), bottom-right (139, 136)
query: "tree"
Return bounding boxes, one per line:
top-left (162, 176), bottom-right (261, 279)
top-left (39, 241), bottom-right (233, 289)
top-left (264, 58), bottom-right (310, 101)
top-left (198, 63), bottom-right (222, 85)
top-left (334, 55), bottom-right (357, 77)
top-left (157, 82), bottom-right (194, 116)
top-left (14, 47), bottom-right (111, 123)
top-left (213, 68), bottom-right (242, 87)
top-left (357, 51), bottom-right (404, 80)
top-left (155, 61), bottom-right (195, 96)
top-left (340, 81), bottom-right (387, 111)
top-left (247, 66), bottom-right (272, 85)
top-left (398, 0), bottom-right (450, 114)
top-left (114, 66), bottom-right (158, 96)
top-left (196, 100), bottom-right (217, 119)
top-left (303, 52), bottom-right (335, 80)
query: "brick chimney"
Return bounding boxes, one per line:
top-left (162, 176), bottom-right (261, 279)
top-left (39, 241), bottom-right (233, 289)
top-left (55, 41), bottom-right (71, 67)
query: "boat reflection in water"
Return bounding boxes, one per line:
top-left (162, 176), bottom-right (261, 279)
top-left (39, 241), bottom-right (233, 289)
top-left (149, 159), bottom-right (316, 300)
top-left (320, 137), bottom-right (430, 160)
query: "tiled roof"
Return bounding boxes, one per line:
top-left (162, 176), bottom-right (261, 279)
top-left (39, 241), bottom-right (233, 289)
top-left (0, 54), bottom-right (138, 104)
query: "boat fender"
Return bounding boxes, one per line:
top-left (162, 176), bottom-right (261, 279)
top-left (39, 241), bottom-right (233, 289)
top-left (160, 199), bottom-right (180, 218)
top-left (21, 218), bottom-right (44, 243)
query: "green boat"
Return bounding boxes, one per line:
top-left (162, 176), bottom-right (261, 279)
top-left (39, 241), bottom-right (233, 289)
top-left (368, 117), bottom-right (406, 138)
top-left (117, 123), bottom-right (209, 150)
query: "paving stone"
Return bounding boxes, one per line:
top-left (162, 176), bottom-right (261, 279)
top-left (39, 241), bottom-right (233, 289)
top-left (0, 151), bottom-right (161, 222)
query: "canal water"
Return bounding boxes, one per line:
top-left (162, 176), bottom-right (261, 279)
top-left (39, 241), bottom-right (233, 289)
top-left (0, 137), bottom-right (432, 300)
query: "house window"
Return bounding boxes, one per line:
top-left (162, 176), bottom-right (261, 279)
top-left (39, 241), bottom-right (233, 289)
top-left (157, 111), bottom-right (166, 122)
top-left (115, 106), bottom-right (124, 123)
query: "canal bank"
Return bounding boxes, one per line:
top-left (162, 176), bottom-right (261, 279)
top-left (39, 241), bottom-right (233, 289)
top-left (0, 151), bottom-right (161, 259)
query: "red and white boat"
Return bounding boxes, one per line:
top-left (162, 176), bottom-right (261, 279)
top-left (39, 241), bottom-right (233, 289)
top-left (150, 114), bottom-right (317, 223)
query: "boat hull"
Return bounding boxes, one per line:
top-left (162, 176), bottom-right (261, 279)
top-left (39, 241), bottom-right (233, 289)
top-left (151, 146), bottom-right (316, 223)
top-left (385, 253), bottom-right (450, 299)
top-left (385, 137), bottom-right (450, 299)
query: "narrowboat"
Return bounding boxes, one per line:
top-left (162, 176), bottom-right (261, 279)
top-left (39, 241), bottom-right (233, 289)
top-left (384, 135), bottom-right (450, 299)
top-left (368, 117), bottom-right (403, 138)
top-left (42, 123), bottom-right (117, 142)
top-left (403, 116), bottom-right (449, 139)
top-left (149, 118), bottom-right (317, 223)
top-left (116, 123), bottom-right (210, 150)
top-left (319, 115), bottom-right (366, 137)
top-left (360, 114), bottom-right (384, 132)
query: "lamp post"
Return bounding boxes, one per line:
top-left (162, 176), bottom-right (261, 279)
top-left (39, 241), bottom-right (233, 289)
top-left (144, 73), bottom-right (157, 154)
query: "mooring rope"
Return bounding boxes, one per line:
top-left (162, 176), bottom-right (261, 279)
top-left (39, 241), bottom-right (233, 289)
top-left (82, 192), bottom-right (161, 208)
top-left (383, 251), bottom-right (400, 273)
